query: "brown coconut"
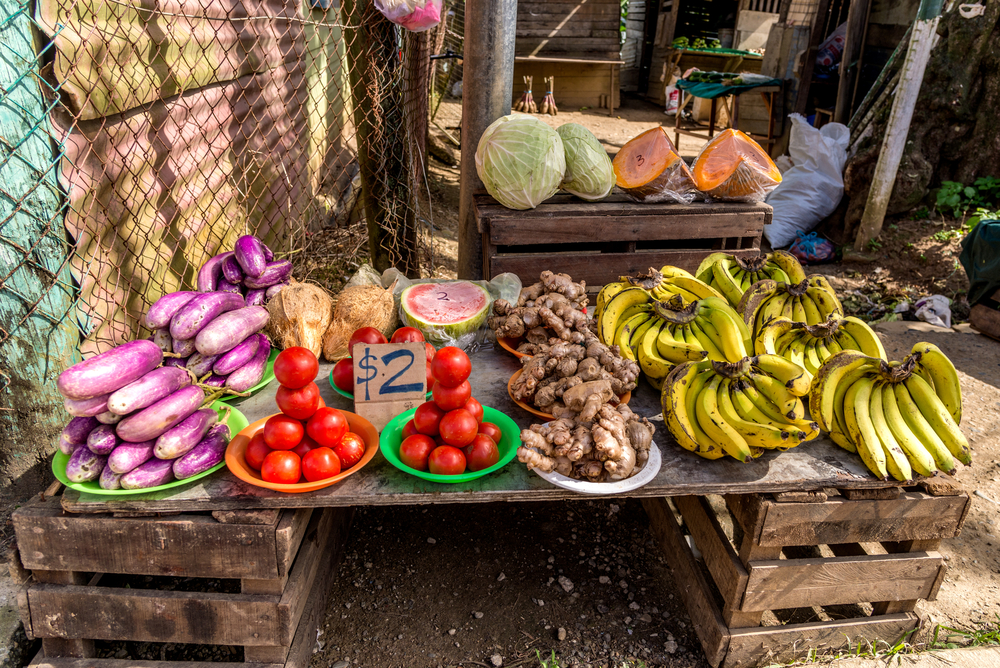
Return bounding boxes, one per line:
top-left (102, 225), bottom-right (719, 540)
top-left (321, 280), bottom-right (398, 361)
top-left (266, 281), bottom-right (334, 359)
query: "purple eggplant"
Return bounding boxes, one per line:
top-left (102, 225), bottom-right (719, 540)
top-left (107, 367), bottom-right (191, 416)
top-left (234, 235), bottom-right (267, 278)
top-left (262, 244), bottom-right (274, 262)
top-left (164, 356), bottom-right (188, 368)
top-left (58, 435), bottom-right (78, 456)
top-left (108, 440), bottom-right (156, 474)
top-left (153, 328), bottom-right (172, 352)
top-left (95, 410), bottom-right (124, 425)
top-left (203, 374), bottom-right (227, 388)
top-left (197, 251), bottom-right (234, 292)
top-left (194, 306), bottom-right (269, 356)
top-left (62, 416), bottom-right (100, 445)
top-left (172, 337), bottom-right (197, 357)
top-left (173, 423), bottom-right (230, 479)
top-left (169, 292), bottom-right (245, 341)
top-left (225, 337), bottom-right (271, 392)
top-left (116, 385), bottom-right (205, 443)
top-left (222, 255), bottom-right (244, 284)
top-left (213, 333), bottom-right (261, 376)
top-left (87, 424), bottom-right (121, 456)
top-left (217, 278), bottom-right (241, 294)
top-left (65, 447), bottom-right (106, 483)
top-left (186, 352), bottom-right (221, 377)
top-left (120, 458), bottom-right (175, 489)
top-left (145, 292), bottom-right (199, 329)
top-left (57, 340), bottom-right (163, 401)
top-left (265, 282), bottom-right (287, 300)
top-left (99, 464), bottom-right (123, 490)
top-left (64, 393), bottom-right (110, 417)
top-left (245, 289), bottom-right (266, 306)
top-left (242, 260), bottom-right (292, 289)
top-left (154, 408), bottom-right (219, 460)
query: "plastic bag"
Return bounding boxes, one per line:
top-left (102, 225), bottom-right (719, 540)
top-left (815, 23), bottom-right (847, 76)
top-left (764, 113), bottom-right (849, 248)
top-left (788, 231), bottom-right (836, 263)
top-left (612, 127), bottom-right (698, 204)
top-left (374, 0), bottom-right (442, 32)
top-left (691, 129), bottom-right (781, 202)
top-left (382, 269), bottom-right (522, 351)
top-left (914, 295), bottom-right (952, 329)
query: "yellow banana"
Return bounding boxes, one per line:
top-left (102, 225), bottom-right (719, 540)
top-left (869, 382), bottom-right (914, 481)
top-left (598, 287), bottom-right (651, 344)
top-left (785, 337), bottom-right (807, 374)
top-left (615, 312), bottom-right (654, 362)
top-left (839, 316), bottom-right (887, 359)
top-left (627, 315), bottom-right (659, 360)
top-left (738, 381), bottom-right (818, 437)
top-left (911, 342), bottom-right (962, 424)
top-left (806, 286), bottom-right (842, 320)
top-left (662, 362), bottom-right (711, 454)
top-left (755, 317), bottom-right (796, 356)
top-left (638, 321), bottom-right (674, 385)
top-left (757, 293), bottom-right (790, 335)
top-left (842, 377), bottom-right (888, 479)
top-left (893, 381), bottom-right (957, 474)
top-left (808, 350), bottom-right (880, 432)
top-left (880, 382), bottom-right (937, 477)
top-left (800, 292), bottom-right (824, 324)
top-left (904, 374), bottom-right (971, 465)
top-left (668, 276), bottom-right (727, 302)
top-left (659, 265), bottom-right (695, 280)
top-left (687, 319), bottom-right (726, 362)
top-left (826, 336), bottom-right (842, 354)
top-left (697, 375), bottom-right (754, 462)
top-left (718, 379), bottom-right (803, 450)
top-left (750, 372), bottom-right (803, 420)
top-left (595, 281), bottom-right (627, 318)
top-left (655, 324), bottom-right (709, 364)
top-left (791, 295), bottom-right (807, 323)
top-left (695, 309), bottom-right (747, 362)
top-left (711, 259), bottom-right (746, 309)
top-left (753, 353), bottom-right (811, 397)
top-left (767, 250), bottom-right (807, 284)
top-left (830, 365), bottom-right (876, 447)
top-left (803, 339), bottom-right (823, 376)
top-left (699, 297), bottom-right (753, 345)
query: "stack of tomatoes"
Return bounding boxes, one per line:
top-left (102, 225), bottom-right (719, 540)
top-left (331, 326), bottom-right (437, 394)
top-left (399, 347), bottom-right (502, 475)
top-left (248, 347), bottom-right (367, 484)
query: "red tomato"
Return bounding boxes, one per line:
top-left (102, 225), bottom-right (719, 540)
top-left (478, 421), bottom-right (503, 445)
top-left (275, 382), bottom-right (320, 420)
top-left (261, 450), bottom-right (301, 484)
top-left (413, 401), bottom-right (445, 436)
top-left (302, 447), bottom-right (341, 482)
top-left (273, 347), bottom-right (318, 389)
top-left (463, 397), bottom-right (484, 424)
top-left (432, 380), bottom-right (471, 412)
top-left (331, 358), bottom-right (354, 393)
top-left (317, 396), bottom-right (326, 408)
top-left (306, 407), bottom-right (349, 448)
top-left (335, 432), bottom-right (366, 469)
top-left (425, 342), bottom-right (436, 363)
top-left (292, 435), bottom-right (319, 458)
top-left (245, 432), bottom-right (271, 471)
top-left (348, 327), bottom-right (387, 357)
top-left (390, 327), bottom-right (425, 343)
top-left (465, 434), bottom-right (500, 472)
top-left (263, 415), bottom-right (304, 450)
top-left (399, 434), bottom-right (436, 471)
top-left (401, 419), bottom-right (419, 439)
top-left (438, 409), bottom-right (478, 447)
top-left (429, 445), bottom-right (466, 475)
top-left (430, 347), bottom-right (471, 388)
top-left (425, 361), bottom-right (434, 393)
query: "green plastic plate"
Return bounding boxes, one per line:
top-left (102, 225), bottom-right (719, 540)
top-left (329, 369), bottom-right (431, 402)
top-left (380, 405), bottom-right (520, 484)
top-left (52, 402), bottom-right (249, 496)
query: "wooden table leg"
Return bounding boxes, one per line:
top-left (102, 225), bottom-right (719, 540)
top-left (609, 64), bottom-right (615, 117)
top-left (732, 93), bottom-right (740, 132)
top-left (709, 97), bottom-right (717, 138)
top-left (675, 91), bottom-right (683, 148)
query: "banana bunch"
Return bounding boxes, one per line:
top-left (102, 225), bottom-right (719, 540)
top-left (756, 316), bottom-right (886, 375)
top-left (662, 356), bottom-right (820, 462)
top-left (738, 276), bottom-right (843, 336)
top-left (594, 266), bottom-right (723, 326)
top-left (809, 342), bottom-right (969, 481)
top-left (598, 287), bottom-right (753, 390)
top-left (695, 251), bottom-right (807, 309)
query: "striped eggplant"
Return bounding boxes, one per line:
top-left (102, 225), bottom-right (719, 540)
top-left (120, 458), bottom-right (174, 489)
top-left (234, 235), bottom-right (267, 278)
top-left (154, 408), bottom-right (219, 459)
top-left (173, 423), bottom-right (230, 479)
top-left (65, 447), bottom-right (106, 483)
top-left (86, 424), bottom-right (121, 456)
top-left (197, 251), bottom-right (233, 292)
top-left (213, 333), bottom-right (261, 376)
top-left (225, 337), bottom-right (271, 392)
top-left (145, 292), bottom-right (199, 329)
top-left (108, 440), bottom-right (156, 474)
top-left (194, 306), bottom-right (269, 356)
top-left (242, 261), bottom-right (292, 289)
top-left (57, 340), bottom-right (163, 401)
top-left (116, 385), bottom-right (205, 443)
top-left (107, 367), bottom-right (191, 416)
top-left (169, 292), bottom-right (245, 340)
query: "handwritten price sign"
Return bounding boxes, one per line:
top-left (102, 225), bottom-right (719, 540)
top-left (351, 342), bottom-right (427, 431)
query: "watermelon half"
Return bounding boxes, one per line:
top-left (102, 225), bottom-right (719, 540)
top-left (399, 281), bottom-right (492, 345)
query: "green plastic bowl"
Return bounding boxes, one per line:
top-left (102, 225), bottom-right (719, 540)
top-left (329, 369), bottom-right (431, 401)
top-left (380, 405), bottom-right (520, 483)
top-left (52, 402), bottom-right (249, 496)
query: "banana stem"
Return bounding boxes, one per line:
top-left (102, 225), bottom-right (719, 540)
top-left (625, 268), bottom-right (664, 291)
top-left (653, 299), bottom-right (699, 324)
top-left (712, 358), bottom-right (752, 378)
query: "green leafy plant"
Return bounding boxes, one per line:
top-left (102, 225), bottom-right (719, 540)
top-left (936, 177), bottom-right (1000, 219)
top-left (867, 238), bottom-right (882, 251)
top-left (911, 206), bottom-right (931, 220)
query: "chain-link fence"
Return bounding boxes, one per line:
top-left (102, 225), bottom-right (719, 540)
top-left (1, 0), bottom-right (432, 384)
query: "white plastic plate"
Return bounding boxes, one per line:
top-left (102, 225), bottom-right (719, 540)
top-left (532, 441), bottom-right (662, 495)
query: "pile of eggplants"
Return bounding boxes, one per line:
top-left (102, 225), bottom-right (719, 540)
top-left (57, 343), bottom-right (232, 489)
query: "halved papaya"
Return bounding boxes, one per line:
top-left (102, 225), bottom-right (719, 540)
top-left (691, 129), bottom-right (781, 202)
top-left (612, 127), bottom-right (697, 203)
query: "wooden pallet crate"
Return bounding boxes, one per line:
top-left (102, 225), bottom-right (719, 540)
top-left (12, 497), bottom-right (353, 668)
top-left (475, 192), bottom-right (770, 287)
top-left (643, 482), bottom-right (970, 668)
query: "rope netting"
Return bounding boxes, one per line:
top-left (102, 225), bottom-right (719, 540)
top-left (0, 0), bottom-right (436, 389)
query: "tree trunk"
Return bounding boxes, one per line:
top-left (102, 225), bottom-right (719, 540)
top-left (842, 3), bottom-right (1000, 239)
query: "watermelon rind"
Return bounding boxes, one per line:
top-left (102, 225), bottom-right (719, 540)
top-left (399, 281), bottom-right (492, 345)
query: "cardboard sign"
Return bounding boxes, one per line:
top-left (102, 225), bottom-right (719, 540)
top-left (351, 341), bottom-right (427, 431)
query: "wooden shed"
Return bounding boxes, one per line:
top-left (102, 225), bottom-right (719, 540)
top-left (512, 0), bottom-right (623, 113)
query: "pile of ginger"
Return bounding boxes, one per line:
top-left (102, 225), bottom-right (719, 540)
top-left (490, 271), bottom-right (654, 482)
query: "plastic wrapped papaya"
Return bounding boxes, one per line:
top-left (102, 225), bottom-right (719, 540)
top-left (612, 127), bottom-right (698, 203)
top-left (691, 129), bottom-right (781, 202)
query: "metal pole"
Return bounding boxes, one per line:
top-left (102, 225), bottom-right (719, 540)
top-left (456, 0), bottom-right (517, 280)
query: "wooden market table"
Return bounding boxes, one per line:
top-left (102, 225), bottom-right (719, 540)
top-left (16, 349), bottom-right (970, 668)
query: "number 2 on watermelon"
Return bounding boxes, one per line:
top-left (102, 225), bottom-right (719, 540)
top-left (399, 281), bottom-right (491, 346)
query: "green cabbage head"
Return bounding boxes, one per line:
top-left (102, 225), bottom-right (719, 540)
top-left (475, 114), bottom-right (565, 210)
top-left (557, 123), bottom-right (614, 202)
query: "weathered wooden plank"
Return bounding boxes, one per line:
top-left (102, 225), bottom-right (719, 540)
top-left (675, 496), bottom-right (748, 609)
top-left (31, 658), bottom-right (280, 668)
top-left (644, 498), bottom-right (729, 667)
top-left (211, 509), bottom-right (281, 525)
top-left (275, 509), bottom-right (314, 578)
top-left (871, 539), bottom-right (946, 614)
top-left (917, 476), bottom-right (963, 496)
top-left (840, 487), bottom-right (901, 500)
top-left (756, 492), bottom-right (969, 546)
top-left (970, 304), bottom-right (1000, 341)
top-left (771, 491), bottom-right (828, 503)
top-left (741, 552), bottom-right (944, 611)
top-left (517, 28), bottom-right (621, 38)
top-left (724, 614), bottom-right (918, 668)
top-left (14, 497), bottom-right (283, 579)
top-left (476, 192), bottom-right (772, 219)
top-left (488, 213), bottom-right (764, 246)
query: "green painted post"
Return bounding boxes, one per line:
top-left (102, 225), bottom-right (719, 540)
top-left (0, 0), bottom-right (80, 495)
